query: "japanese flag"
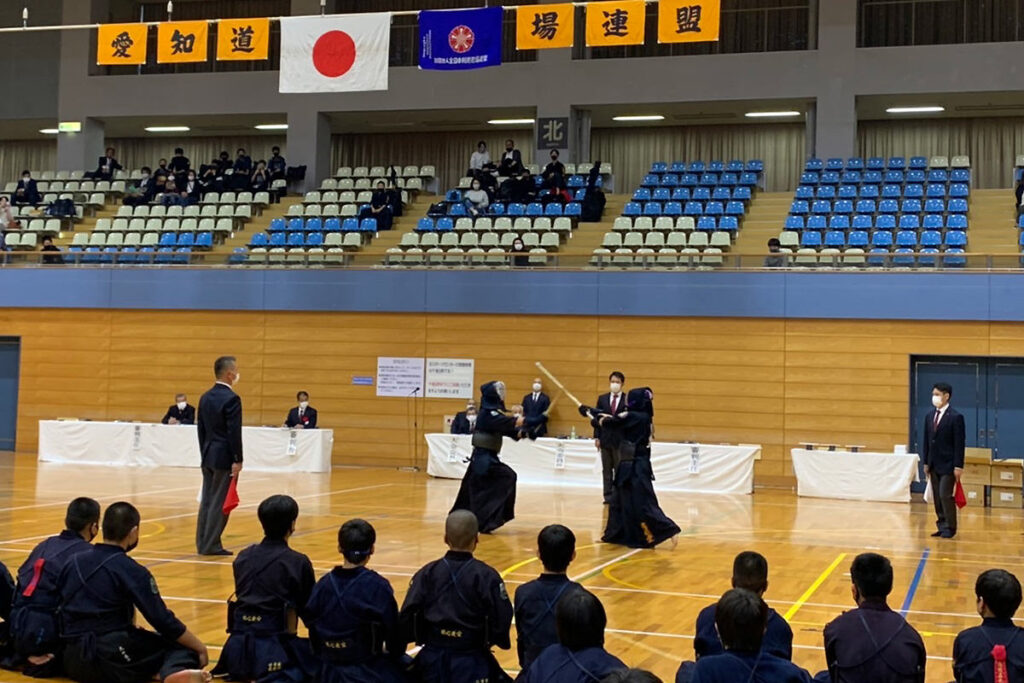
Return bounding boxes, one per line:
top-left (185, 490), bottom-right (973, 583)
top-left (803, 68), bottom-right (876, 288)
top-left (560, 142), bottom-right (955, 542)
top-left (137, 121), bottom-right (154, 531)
top-left (279, 14), bottom-right (390, 93)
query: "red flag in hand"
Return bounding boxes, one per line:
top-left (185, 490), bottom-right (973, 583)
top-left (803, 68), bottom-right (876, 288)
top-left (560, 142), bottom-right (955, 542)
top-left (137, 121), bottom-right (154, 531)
top-left (223, 475), bottom-right (240, 515)
top-left (954, 480), bottom-right (968, 509)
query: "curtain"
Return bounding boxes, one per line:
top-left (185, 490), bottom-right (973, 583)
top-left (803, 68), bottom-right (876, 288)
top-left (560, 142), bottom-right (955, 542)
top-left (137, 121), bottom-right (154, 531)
top-left (590, 123), bottom-right (806, 192)
top-left (106, 136), bottom-right (287, 172)
top-left (858, 0), bottom-right (1024, 47)
top-left (0, 142), bottom-right (57, 185)
top-left (858, 118), bottom-right (1024, 188)
top-left (332, 130), bottom-right (535, 192)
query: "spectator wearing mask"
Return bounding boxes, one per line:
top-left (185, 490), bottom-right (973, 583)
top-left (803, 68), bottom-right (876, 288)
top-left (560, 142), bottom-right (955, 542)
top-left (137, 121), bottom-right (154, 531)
top-left (250, 161), bottom-right (270, 193)
top-left (169, 147), bottom-right (190, 187)
top-left (0, 196), bottom-right (20, 231)
top-left (161, 178), bottom-right (188, 207)
top-left (153, 159), bottom-right (171, 190)
top-left (764, 238), bottom-right (786, 268)
top-left (232, 148), bottom-right (252, 190)
top-left (498, 139), bottom-right (524, 176)
top-left (162, 394), bottom-right (196, 425)
top-left (450, 402), bottom-right (477, 434)
top-left (542, 149), bottom-right (565, 189)
top-left (285, 391), bottom-right (318, 430)
top-left (13, 171), bottom-right (40, 206)
top-left (511, 237), bottom-right (529, 267)
top-left (183, 171), bottom-right (201, 204)
top-left (361, 180), bottom-right (393, 230)
top-left (502, 168), bottom-right (535, 205)
top-left (953, 569), bottom-right (1024, 683)
top-left (543, 181), bottom-right (572, 207)
top-left (463, 179), bottom-right (490, 217)
top-left (124, 167), bottom-right (157, 206)
top-left (521, 378), bottom-right (550, 438)
top-left (469, 141), bottom-right (491, 174)
top-left (87, 147), bottom-right (122, 181)
top-left (268, 147), bottom-right (287, 182)
top-left (40, 237), bottom-right (63, 265)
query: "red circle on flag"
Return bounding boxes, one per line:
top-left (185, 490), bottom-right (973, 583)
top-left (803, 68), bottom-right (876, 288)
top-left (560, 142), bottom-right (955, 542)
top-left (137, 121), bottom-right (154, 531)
top-left (448, 25), bottom-right (475, 54)
top-left (312, 30), bottom-right (357, 78)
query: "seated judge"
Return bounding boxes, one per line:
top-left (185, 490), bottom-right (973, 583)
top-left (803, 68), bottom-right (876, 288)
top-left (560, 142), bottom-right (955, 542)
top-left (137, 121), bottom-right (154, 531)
top-left (162, 394), bottom-right (196, 425)
top-left (87, 147), bottom-right (122, 181)
top-left (285, 391), bottom-right (318, 429)
top-left (450, 401), bottom-right (477, 435)
top-left (13, 171), bottom-right (40, 206)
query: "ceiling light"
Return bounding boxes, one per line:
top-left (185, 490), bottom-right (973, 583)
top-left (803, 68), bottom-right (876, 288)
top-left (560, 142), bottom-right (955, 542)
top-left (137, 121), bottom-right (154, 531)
top-left (255, 124), bottom-right (289, 130)
top-left (39, 128), bottom-right (59, 135)
top-left (744, 111), bottom-right (801, 118)
top-left (144, 126), bottom-right (191, 132)
top-left (886, 106), bottom-right (945, 114)
top-left (612, 115), bottom-right (665, 122)
top-left (487, 118), bottom-right (535, 125)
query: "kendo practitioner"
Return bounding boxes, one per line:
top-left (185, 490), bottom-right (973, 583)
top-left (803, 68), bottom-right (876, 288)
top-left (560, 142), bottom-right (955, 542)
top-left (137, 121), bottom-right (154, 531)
top-left (0, 560), bottom-right (15, 665)
top-left (513, 524), bottom-right (583, 670)
top-left (821, 553), bottom-right (926, 683)
top-left (59, 502), bottom-right (210, 683)
top-left (400, 510), bottom-right (514, 683)
top-left (580, 387), bottom-right (680, 549)
top-left (516, 590), bottom-right (624, 683)
top-left (6, 497), bottom-right (99, 677)
top-left (305, 518), bottom-right (409, 683)
top-left (676, 551), bottom-right (792, 683)
top-left (211, 495), bottom-right (316, 683)
top-left (450, 381), bottom-right (545, 534)
top-left (952, 569), bottom-right (1024, 683)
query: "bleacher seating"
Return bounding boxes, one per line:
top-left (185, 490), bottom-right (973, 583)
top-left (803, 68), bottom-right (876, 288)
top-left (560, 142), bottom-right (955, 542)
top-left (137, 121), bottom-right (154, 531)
top-left (778, 156), bottom-right (971, 268)
top-left (327, 165), bottom-right (435, 192)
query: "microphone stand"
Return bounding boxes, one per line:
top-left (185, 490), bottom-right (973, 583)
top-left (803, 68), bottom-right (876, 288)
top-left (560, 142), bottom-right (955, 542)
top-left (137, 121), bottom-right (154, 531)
top-left (400, 387), bottom-right (422, 472)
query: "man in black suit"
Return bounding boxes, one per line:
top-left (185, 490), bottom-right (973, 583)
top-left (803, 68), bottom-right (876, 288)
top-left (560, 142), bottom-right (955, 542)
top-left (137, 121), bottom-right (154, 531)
top-left (13, 170), bottom-right (40, 206)
top-left (522, 377), bottom-right (550, 438)
top-left (498, 139), bottom-right (524, 176)
top-left (450, 401), bottom-right (477, 435)
top-left (285, 390), bottom-right (318, 429)
top-left (922, 381), bottom-right (966, 539)
top-left (161, 393), bottom-right (196, 425)
top-left (196, 356), bottom-right (243, 556)
top-left (594, 371), bottom-right (626, 504)
top-left (87, 147), bottom-right (122, 181)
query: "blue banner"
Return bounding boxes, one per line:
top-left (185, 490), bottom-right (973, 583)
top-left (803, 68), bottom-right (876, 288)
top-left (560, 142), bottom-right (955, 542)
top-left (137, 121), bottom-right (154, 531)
top-left (419, 7), bottom-right (503, 70)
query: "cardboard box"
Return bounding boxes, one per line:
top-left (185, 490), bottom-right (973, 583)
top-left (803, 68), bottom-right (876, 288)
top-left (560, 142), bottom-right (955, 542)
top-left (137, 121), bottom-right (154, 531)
top-left (991, 459), bottom-right (1024, 487)
top-left (965, 447), bottom-right (993, 465)
top-left (960, 483), bottom-right (987, 507)
top-left (991, 486), bottom-right (1022, 509)
top-left (962, 463), bottom-right (992, 485)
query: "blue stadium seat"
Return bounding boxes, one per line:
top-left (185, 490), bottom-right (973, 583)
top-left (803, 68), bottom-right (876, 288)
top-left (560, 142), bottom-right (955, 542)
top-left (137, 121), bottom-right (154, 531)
top-left (852, 215), bottom-right (873, 230)
top-left (725, 201), bottom-right (744, 216)
top-left (719, 216), bottom-right (739, 232)
top-left (881, 184), bottom-right (902, 199)
top-left (684, 201), bottom-right (704, 216)
top-left (739, 173), bottom-right (758, 187)
top-left (564, 202), bottom-right (582, 217)
top-left (632, 188), bottom-right (651, 201)
top-left (704, 201), bottom-right (724, 216)
top-left (807, 216), bottom-right (827, 231)
top-left (841, 171), bottom-right (862, 184)
top-left (159, 232), bottom-right (176, 247)
top-left (924, 199), bottom-right (945, 214)
top-left (177, 233), bottom-right (194, 247)
top-left (342, 217), bottom-right (360, 232)
top-left (574, 190), bottom-right (586, 201)
top-left (816, 186), bottom-right (836, 200)
top-left (951, 169), bottom-right (970, 183)
top-left (652, 187), bottom-right (671, 201)
top-left (826, 158), bottom-right (845, 170)
top-left (785, 216), bottom-right (805, 231)
top-left (287, 232), bottom-right (304, 248)
top-left (878, 199), bottom-right (899, 214)
top-left (196, 232), bottom-right (213, 249)
top-left (680, 174), bottom-right (699, 187)
top-left (800, 172), bottom-right (819, 185)
top-left (811, 200), bottom-right (831, 215)
top-left (325, 217), bottom-right (341, 232)
top-left (720, 173), bottom-right (738, 187)
top-left (360, 218), bottom-right (378, 232)
top-left (671, 187), bottom-right (691, 201)
top-left (821, 171), bottom-right (840, 185)
top-left (567, 175), bottom-right (585, 188)
top-left (726, 160), bottom-right (744, 172)
top-left (287, 218), bottom-right (304, 232)
top-left (155, 247), bottom-right (174, 265)
top-left (733, 187), bottom-right (753, 201)
top-left (664, 201), bottom-right (683, 216)
top-left (435, 217), bottom-right (453, 231)
top-left (887, 157), bottom-right (906, 170)
top-left (709, 161), bottom-right (724, 172)
top-left (692, 187), bottom-right (711, 201)
top-left (859, 184), bottom-right (880, 199)
top-left (848, 230), bottom-right (869, 248)
top-left (900, 199), bottom-right (922, 214)
top-left (269, 218), bottom-right (286, 232)
top-left (896, 230), bottom-right (917, 248)
top-left (660, 174), bottom-right (679, 188)
top-left (855, 199), bottom-right (876, 215)
top-left (417, 217), bottom-right (434, 231)
top-left (1019, 215), bottom-right (1024, 229)
top-left (696, 216), bottom-right (717, 231)
top-left (867, 157), bottom-right (885, 170)
top-left (838, 185), bottom-right (858, 200)
top-left (651, 162), bottom-right (668, 173)
top-left (892, 248), bottom-right (916, 267)
top-left (271, 231), bottom-right (288, 247)
top-left (801, 231), bottom-right (822, 248)
top-left (305, 218), bottom-right (323, 233)
top-left (945, 231), bottom-right (967, 248)
top-left (906, 170), bottom-right (925, 184)
top-left (174, 247), bottom-right (192, 265)
top-left (250, 233), bottom-right (269, 248)
top-left (712, 187), bottom-right (731, 201)
top-left (946, 214), bottom-right (968, 230)
top-left (306, 233), bottom-right (324, 247)
top-left (846, 157), bottom-right (864, 170)
top-left (875, 215), bottom-right (897, 230)
top-left (945, 248), bottom-right (966, 267)
top-left (884, 171), bottom-right (904, 184)
top-left (642, 174), bottom-right (660, 187)
top-left (227, 247), bottom-right (246, 265)
top-left (927, 169), bottom-right (948, 183)
top-left (871, 231), bottom-right (894, 249)
top-left (544, 203), bottom-right (563, 216)
top-left (795, 186), bottom-right (814, 200)
top-left (918, 248), bottom-right (939, 267)
top-left (790, 200), bottom-right (809, 215)
top-left (805, 159), bottom-right (824, 171)
top-left (644, 202), bottom-right (663, 216)
top-left (688, 161), bottom-right (706, 173)
top-left (699, 173), bottom-right (719, 187)
top-left (834, 200), bottom-right (853, 215)
top-left (746, 160), bottom-right (764, 172)
top-left (491, 203), bottom-right (506, 215)
top-left (922, 215), bottom-right (943, 230)
top-left (829, 215), bottom-right (850, 230)
top-left (825, 230), bottom-right (846, 248)
top-left (670, 162), bottom-right (687, 173)
top-left (863, 171), bottom-right (883, 185)
top-left (867, 248), bottom-right (890, 267)
top-left (904, 184), bottom-right (924, 199)
top-left (950, 183), bottom-right (970, 198)
top-left (526, 203), bottom-right (544, 217)
top-left (909, 156), bottom-right (928, 170)
top-left (509, 203), bottom-right (527, 216)
top-left (623, 202), bottom-right (641, 216)
top-left (446, 189), bottom-right (461, 202)
top-left (948, 198), bottom-right (968, 214)
top-left (920, 230), bottom-right (942, 248)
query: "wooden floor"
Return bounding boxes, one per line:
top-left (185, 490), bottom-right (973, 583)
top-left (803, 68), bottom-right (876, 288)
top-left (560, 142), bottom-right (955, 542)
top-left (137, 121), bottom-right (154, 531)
top-left (0, 454), bottom-right (1018, 683)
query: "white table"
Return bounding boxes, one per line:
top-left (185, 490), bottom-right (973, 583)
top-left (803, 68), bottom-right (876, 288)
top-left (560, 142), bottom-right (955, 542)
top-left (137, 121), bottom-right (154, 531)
top-left (426, 434), bottom-right (759, 494)
top-left (791, 448), bottom-right (920, 503)
top-left (38, 421), bottom-right (333, 473)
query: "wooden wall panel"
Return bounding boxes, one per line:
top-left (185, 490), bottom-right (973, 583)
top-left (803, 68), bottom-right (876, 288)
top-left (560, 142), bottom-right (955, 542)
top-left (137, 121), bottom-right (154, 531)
top-left (4, 309), bottom-right (1024, 486)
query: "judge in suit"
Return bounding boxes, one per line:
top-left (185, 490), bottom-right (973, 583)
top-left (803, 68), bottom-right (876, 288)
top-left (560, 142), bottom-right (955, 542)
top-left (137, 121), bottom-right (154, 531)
top-left (922, 381), bottom-right (966, 539)
top-left (498, 139), bottom-right (524, 176)
top-left (161, 393), bottom-right (196, 425)
top-left (285, 391), bottom-right (318, 429)
top-left (450, 402), bottom-right (477, 435)
top-left (87, 147), bottom-right (122, 181)
top-left (13, 171), bottom-right (40, 206)
top-left (521, 378), bottom-right (550, 438)
top-left (594, 371), bottom-right (627, 504)
top-left (196, 356), bottom-right (243, 556)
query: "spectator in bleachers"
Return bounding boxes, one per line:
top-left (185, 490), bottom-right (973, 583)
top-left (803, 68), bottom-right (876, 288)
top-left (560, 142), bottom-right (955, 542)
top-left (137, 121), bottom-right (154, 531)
top-left (183, 171), bottom-right (201, 204)
top-left (13, 171), bottom-right (40, 206)
top-left (250, 161), bottom-right (270, 193)
top-left (384, 180), bottom-right (403, 218)
top-left (542, 149), bottom-right (565, 189)
top-left (764, 238), bottom-right (786, 268)
top-left (543, 180), bottom-right (572, 207)
top-left (0, 197), bottom-right (20, 230)
top-left (161, 178), bottom-right (189, 207)
top-left (511, 237), bottom-right (529, 267)
top-left (517, 590), bottom-right (625, 683)
top-left (215, 150), bottom-right (232, 175)
top-left (502, 168), bottom-right (535, 204)
top-left (123, 167), bottom-right (156, 206)
top-left (1016, 177), bottom-right (1024, 215)
top-left (470, 140), bottom-right (491, 173)
top-left (86, 147), bottom-right (122, 181)
top-left (498, 139), bottom-right (524, 176)
top-left (821, 553), bottom-right (925, 683)
top-left (232, 148), bottom-right (253, 190)
top-left (463, 179), bottom-right (490, 217)
top-left (153, 159), bottom-right (171, 190)
top-left (361, 180), bottom-right (393, 230)
top-left (40, 237), bottom-right (63, 265)
top-left (582, 162), bottom-right (606, 222)
top-left (169, 147), bottom-right (190, 186)
top-left (268, 146), bottom-right (287, 182)
top-left (953, 569), bottom-right (1024, 683)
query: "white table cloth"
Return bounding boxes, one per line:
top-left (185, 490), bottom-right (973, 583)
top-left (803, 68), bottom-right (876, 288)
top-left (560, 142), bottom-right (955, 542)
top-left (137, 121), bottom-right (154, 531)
top-left (38, 421), bottom-right (333, 473)
top-left (426, 434), bottom-right (759, 494)
top-left (791, 448), bottom-right (920, 503)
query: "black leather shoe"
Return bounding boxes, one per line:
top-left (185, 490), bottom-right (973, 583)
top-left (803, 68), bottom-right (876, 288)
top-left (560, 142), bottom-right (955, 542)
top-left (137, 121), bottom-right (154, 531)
top-left (930, 531), bottom-right (943, 537)
top-left (939, 531), bottom-right (956, 539)
top-left (202, 549), bottom-right (233, 556)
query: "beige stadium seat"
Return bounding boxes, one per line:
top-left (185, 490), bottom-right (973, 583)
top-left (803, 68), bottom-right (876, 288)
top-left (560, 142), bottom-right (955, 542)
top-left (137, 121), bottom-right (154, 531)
top-left (552, 217), bottom-right (572, 238)
top-left (352, 166), bottom-right (369, 178)
top-left (402, 165), bottom-right (418, 177)
top-left (306, 248), bottom-right (325, 266)
top-left (709, 232), bottom-right (732, 250)
top-left (335, 166), bottom-right (353, 178)
top-left (701, 247), bottom-right (724, 267)
top-left (843, 247), bottom-right (866, 267)
top-left (633, 217), bottom-right (653, 233)
top-left (493, 217), bottom-right (512, 232)
top-left (611, 248), bottom-right (633, 268)
top-left (634, 247), bottom-right (655, 268)
top-left (474, 217), bottom-right (493, 232)
top-left (420, 233), bottom-right (440, 249)
top-left (590, 248), bottom-right (611, 268)
top-left (342, 233), bottom-right (362, 250)
top-left (399, 233), bottom-right (419, 249)
top-left (688, 232), bottom-right (709, 250)
top-left (675, 216), bottom-right (696, 232)
top-left (794, 248), bottom-right (819, 267)
top-left (622, 232), bottom-right (643, 249)
top-left (513, 218), bottom-right (532, 233)
top-left (950, 155), bottom-right (970, 168)
top-left (247, 248), bottom-right (267, 266)
top-left (613, 216), bottom-right (632, 232)
top-left (460, 233), bottom-right (479, 249)
top-left (528, 248), bottom-right (549, 266)
top-left (326, 248), bottom-right (347, 265)
top-left (420, 165), bottom-right (436, 178)
top-left (444, 248), bottom-right (465, 267)
top-left (540, 233), bottom-right (560, 251)
top-left (1016, 155), bottom-right (1024, 168)
top-left (440, 232), bottom-right (460, 249)
top-left (654, 216), bottom-right (674, 232)
top-left (324, 233), bottom-right (344, 249)
top-left (485, 248), bottom-right (507, 267)
top-left (337, 178), bottom-right (354, 191)
top-left (455, 218), bottom-right (473, 232)
top-left (425, 247), bottom-right (445, 266)
top-left (656, 248), bottom-right (678, 268)
top-left (644, 232), bottom-right (665, 249)
top-left (94, 218), bottom-right (112, 232)
top-left (480, 233), bottom-right (500, 249)
top-left (354, 179), bottom-right (371, 191)
top-left (602, 232), bottom-right (622, 249)
top-left (666, 232), bottom-right (687, 249)
top-left (88, 232), bottom-right (106, 247)
top-left (105, 233), bottom-right (123, 248)
top-left (778, 232), bottom-right (799, 249)
top-left (406, 178), bottom-right (423, 191)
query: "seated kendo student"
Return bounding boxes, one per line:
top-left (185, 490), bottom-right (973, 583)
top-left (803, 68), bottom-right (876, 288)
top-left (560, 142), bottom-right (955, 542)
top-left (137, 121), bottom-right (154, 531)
top-left (0, 559), bottom-right (16, 666)
top-left (953, 569), bottom-right (1024, 683)
top-left (162, 394), bottom-right (196, 425)
top-left (676, 551), bottom-right (793, 683)
top-left (516, 590), bottom-right (624, 683)
top-left (59, 502), bottom-right (210, 683)
top-left (514, 524), bottom-right (584, 670)
top-left (400, 510), bottom-right (514, 683)
top-left (450, 402), bottom-right (477, 435)
top-left (5, 497), bottom-right (99, 677)
top-left (212, 495), bottom-right (316, 683)
top-left (285, 391), bottom-right (318, 429)
top-left (689, 589), bottom-right (812, 683)
top-left (305, 519), bottom-right (409, 683)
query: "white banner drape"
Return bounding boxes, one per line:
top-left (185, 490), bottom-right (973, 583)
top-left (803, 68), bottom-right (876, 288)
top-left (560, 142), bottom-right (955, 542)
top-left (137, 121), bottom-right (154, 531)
top-left (791, 448), bottom-right (920, 503)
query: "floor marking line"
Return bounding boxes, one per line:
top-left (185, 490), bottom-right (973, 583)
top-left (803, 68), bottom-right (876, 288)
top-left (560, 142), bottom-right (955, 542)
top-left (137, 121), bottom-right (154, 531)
top-left (783, 552), bottom-right (847, 622)
top-left (900, 548), bottom-right (930, 617)
top-left (571, 548), bottom-right (642, 583)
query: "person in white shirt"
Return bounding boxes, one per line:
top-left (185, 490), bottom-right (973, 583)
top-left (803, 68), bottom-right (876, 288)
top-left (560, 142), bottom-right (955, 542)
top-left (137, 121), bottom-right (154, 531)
top-left (521, 378), bottom-right (550, 437)
top-left (469, 141), bottom-right (491, 172)
top-left (463, 179), bottom-right (490, 217)
top-left (0, 196), bottom-right (20, 231)
top-left (594, 372), bottom-right (626, 504)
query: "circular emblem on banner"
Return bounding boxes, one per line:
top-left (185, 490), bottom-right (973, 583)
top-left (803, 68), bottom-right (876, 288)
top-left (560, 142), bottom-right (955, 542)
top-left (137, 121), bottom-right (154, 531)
top-left (312, 30), bottom-right (357, 78)
top-left (448, 25), bottom-right (475, 54)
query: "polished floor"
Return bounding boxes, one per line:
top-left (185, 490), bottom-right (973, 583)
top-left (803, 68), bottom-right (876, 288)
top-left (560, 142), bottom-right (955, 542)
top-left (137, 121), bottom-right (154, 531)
top-left (0, 454), bottom-right (1017, 682)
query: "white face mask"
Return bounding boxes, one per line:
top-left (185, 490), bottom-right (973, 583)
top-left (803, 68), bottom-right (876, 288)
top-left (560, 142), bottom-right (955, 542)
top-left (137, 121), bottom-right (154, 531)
top-left (610, 382), bottom-right (622, 394)
top-left (467, 413), bottom-right (477, 422)
top-left (232, 372), bottom-right (240, 386)
top-left (299, 401), bottom-right (309, 409)
top-left (532, 383), bottom-right (542, 392)
top-left (176, 401), bottom-right (187, 411)
top-left (931, 395), bottom-right (944, 408)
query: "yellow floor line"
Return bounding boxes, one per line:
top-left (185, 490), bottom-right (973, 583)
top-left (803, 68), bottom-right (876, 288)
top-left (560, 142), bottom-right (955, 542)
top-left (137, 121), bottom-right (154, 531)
top-left (783, 552), bottom-right (847, 622)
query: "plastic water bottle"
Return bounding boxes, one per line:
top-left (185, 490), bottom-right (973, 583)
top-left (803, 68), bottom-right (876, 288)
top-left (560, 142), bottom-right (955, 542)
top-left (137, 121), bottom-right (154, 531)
top-left (570, 425), bottom-right (577, 440)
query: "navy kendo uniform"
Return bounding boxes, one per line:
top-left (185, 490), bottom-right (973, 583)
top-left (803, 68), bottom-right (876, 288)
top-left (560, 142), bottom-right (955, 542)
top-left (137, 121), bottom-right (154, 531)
top-left (517, 644), bottom-right (625, 683)
top-left (400, 550), bottom-right (514, 683)
top-left (212, 538), bottom-right (317, 682)
top-left (305, 565), bottom-right (409, 683)
top-left (513, 574), bottom-right (583, 669)
top-left (58, 544), bottom-right (201, 683)
top-left (0, 561), bottom-right (15, 662)
top-left (677, 602), bottom-right (794, 683)
top-left (8, 529), bottom-right (91, 675)
top-left (953, 617), bottom-right (1024, 683)
top-left (691, 651), bottom-right (812, 683)
top-left (823, 601), bottom-right (926, 683)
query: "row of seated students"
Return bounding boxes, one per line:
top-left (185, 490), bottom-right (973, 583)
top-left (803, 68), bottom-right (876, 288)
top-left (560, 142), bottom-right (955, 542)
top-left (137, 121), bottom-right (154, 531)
top-left (0, 501), bottom-right (1020, 683)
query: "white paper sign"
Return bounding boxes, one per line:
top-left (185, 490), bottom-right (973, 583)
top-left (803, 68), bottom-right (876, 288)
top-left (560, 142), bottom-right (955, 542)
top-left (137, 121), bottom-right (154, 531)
top-left (376, 357), bottom-right (425, 397)
top-left (425, 358), bottom-right (475, 399)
